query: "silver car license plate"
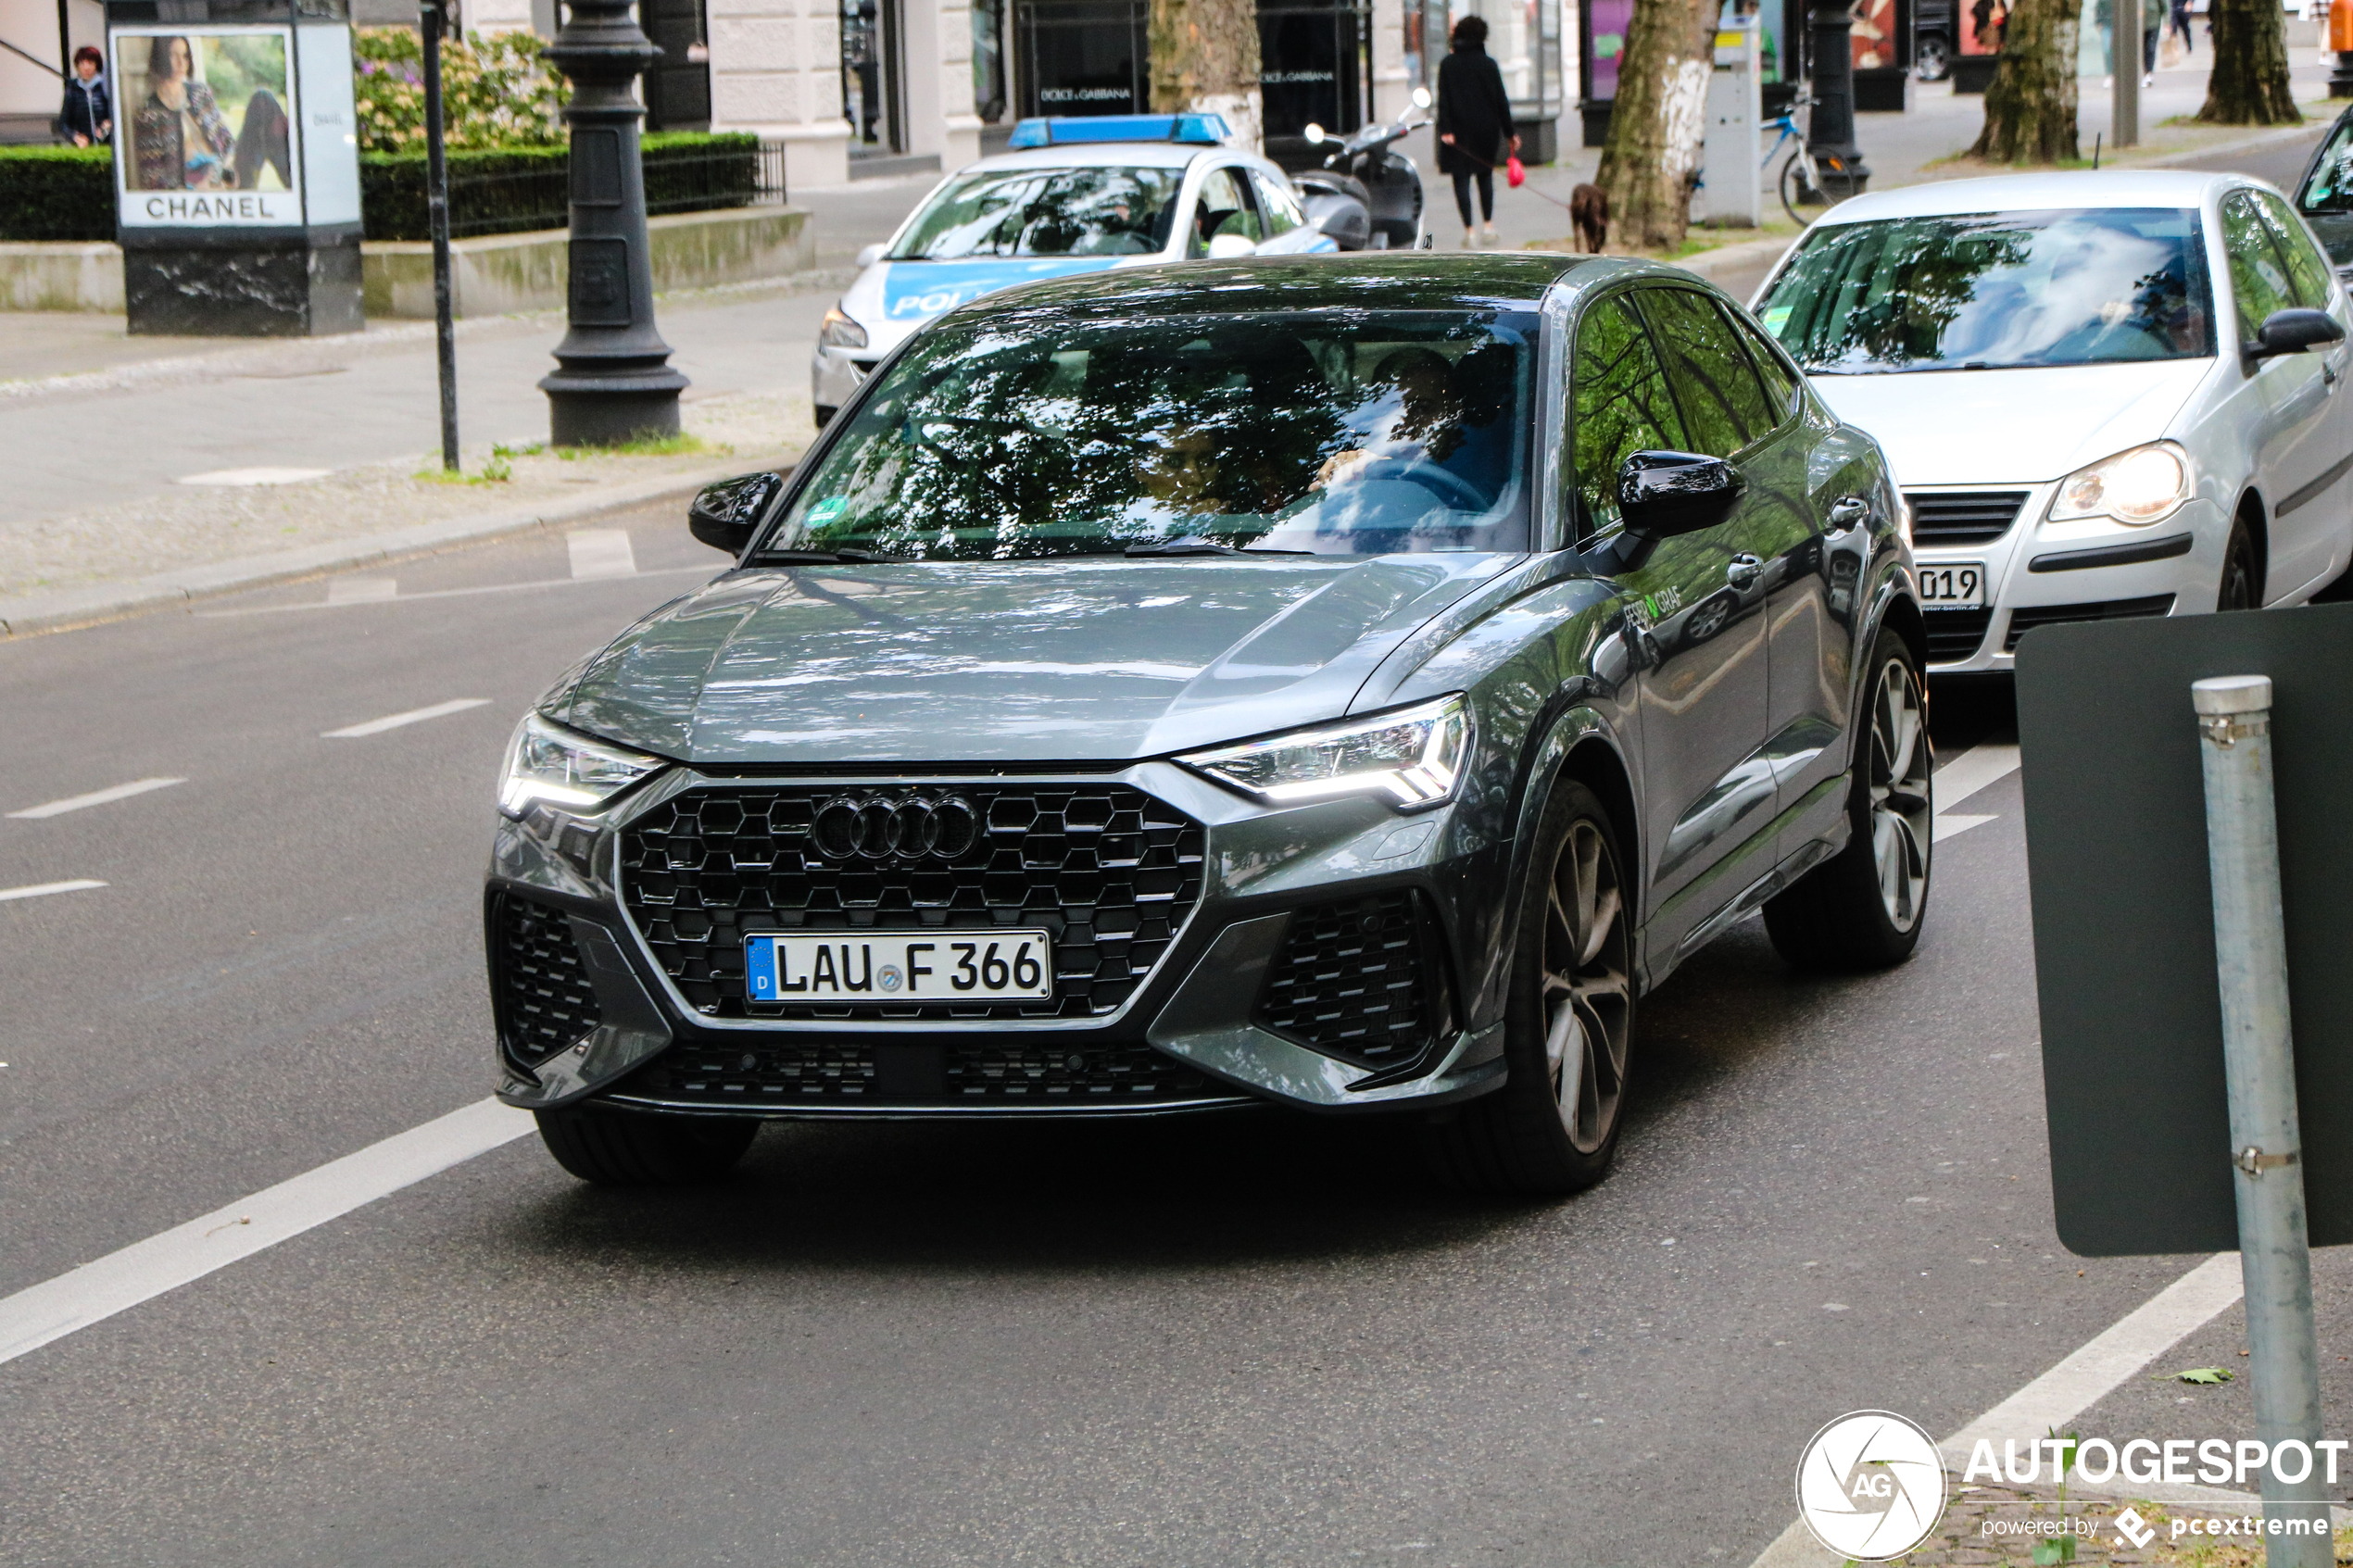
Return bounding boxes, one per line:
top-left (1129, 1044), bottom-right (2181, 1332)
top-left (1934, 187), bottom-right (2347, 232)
top-left (1919, 562), bottom-right (1987, 608)
top-left (745, 930), bottom-right (1053, 1003)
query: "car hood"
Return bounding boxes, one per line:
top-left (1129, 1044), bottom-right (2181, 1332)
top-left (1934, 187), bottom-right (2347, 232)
top-left (1807, 359), bottom-right (2213, 485)
top-left (557, 555), bottom-right (1517, 764)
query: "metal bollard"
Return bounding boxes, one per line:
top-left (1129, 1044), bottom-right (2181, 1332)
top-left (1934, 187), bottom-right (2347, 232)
top-left (2194, 673), bottom-right (2330, 1568)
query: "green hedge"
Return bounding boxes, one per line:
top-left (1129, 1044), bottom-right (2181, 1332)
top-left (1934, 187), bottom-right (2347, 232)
top-left (0, 146), bottom-right (116, 243)
top-left (360, 132), bottom-right (761, 242)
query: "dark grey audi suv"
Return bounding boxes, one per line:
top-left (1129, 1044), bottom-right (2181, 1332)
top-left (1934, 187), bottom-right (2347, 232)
top-left (485, 254), bottom-right (1931, 1196)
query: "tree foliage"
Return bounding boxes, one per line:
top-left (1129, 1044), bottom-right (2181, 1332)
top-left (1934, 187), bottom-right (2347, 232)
top-left (352, 27), bottom-right (568, 153)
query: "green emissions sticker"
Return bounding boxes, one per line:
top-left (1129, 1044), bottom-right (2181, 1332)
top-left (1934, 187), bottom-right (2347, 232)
top-left (1760, 306), bottom-right (1793, 335)
top-left (804, 496), bottom-right (849, 526)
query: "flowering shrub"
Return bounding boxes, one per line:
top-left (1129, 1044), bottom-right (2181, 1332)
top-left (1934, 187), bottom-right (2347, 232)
top-left (352, 27), bottom-right (567, 152)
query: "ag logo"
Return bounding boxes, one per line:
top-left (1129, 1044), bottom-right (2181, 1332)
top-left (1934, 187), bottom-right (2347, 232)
top-left (1794, 1411), bottom-right (1947, 1562)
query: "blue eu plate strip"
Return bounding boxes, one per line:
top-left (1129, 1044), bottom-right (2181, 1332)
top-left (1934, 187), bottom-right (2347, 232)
top-left (745, 936), bottom-right (778, 999)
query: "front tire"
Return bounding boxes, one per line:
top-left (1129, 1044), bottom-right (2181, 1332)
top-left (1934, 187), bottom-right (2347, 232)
top-left (1763, 631), bottom-right (1932, 971)
top-left (1427, 781), bottom-right (1635, 1197)
top-left (2219, 514), bottom-right (2261, 610)
top-left (535, 1104), bottom-right (759, 1185)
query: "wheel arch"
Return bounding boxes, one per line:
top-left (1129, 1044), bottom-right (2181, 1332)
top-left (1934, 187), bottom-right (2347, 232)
top-left (2233, 486), bottom-right (2270, 601)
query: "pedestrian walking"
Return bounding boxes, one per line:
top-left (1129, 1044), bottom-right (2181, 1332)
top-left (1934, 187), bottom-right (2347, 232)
top-left (57, 44), bottom-right (110, 147)
top-left (1436, 14), bottom-right (1517, 249)
top-left (2169, 0), bottom-right (2193, 57)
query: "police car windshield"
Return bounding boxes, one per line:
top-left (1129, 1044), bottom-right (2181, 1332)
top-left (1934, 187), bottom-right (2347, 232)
top-left (888, 167), bottom-right (1185, 259)
top-left (757, 309), bottom-right (1536, 561)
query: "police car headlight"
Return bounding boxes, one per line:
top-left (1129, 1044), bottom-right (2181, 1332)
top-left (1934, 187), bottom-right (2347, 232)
top-left (820, 307), bottom-right (869, 351)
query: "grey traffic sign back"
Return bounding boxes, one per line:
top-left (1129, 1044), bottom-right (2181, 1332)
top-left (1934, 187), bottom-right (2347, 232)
top-left (2018, 603), bottom-right (2353, 1257)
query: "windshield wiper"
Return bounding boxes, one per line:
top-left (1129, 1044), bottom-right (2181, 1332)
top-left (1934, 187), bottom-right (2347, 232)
top-left (1125, 538), bottom-right (1312, 558)
top-left (758, 548), bottom-right (880, 564)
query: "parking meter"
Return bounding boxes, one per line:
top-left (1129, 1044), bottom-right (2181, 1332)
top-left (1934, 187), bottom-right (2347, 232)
top-left (1704, 11), bottom-right (1763, 226)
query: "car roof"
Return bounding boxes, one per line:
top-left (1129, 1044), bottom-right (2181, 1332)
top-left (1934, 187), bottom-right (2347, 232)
top-left (1818, 169), bottom-right (2250, 226)
top-left (940, 253), bottom-right (1611, 320)
top-left (947, 143), bottom-right (1220, 174)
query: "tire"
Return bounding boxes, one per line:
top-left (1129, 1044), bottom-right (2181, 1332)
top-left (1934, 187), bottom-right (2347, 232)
top-left (1916, 32), bottom-right (1952, 80)
top-left (1762, 631), bottom-right (1932, 972)
top-left (1779, 149), bottom-right (1847, 226)
top-left (535, 1103), bottom-right (759, 1185)
top-left (2219, 513), bottom-right (2261, 610)
top-left (1426, 780), bottom-right (1636, 1198)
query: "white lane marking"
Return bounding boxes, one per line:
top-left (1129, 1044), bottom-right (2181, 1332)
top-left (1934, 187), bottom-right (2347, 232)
top-left (1933, 742), bottom-right (2020, 811)
top-left (326, 577), bottom-right (398, 606)
top-left (321, 697), bottom-right (490, 739)
top-left (568, 529), bottom-right (638, 580)
top-left (0, 1098), bottom-right (534, 1367)
top-left (7, 777), bottom-right (184, 820)
top-left (174, 467), bottom-right (333, 487)
top-left (1933, 812), bottom-right (1995, 843)
top-left (197, 564), bottom-right (713, 619)
top-left (0, 879), bottom-right (107, 903)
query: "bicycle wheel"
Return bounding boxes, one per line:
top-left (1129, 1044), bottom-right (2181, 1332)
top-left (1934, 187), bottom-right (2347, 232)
top-left (1779, 148), bottom-right (1843, 225)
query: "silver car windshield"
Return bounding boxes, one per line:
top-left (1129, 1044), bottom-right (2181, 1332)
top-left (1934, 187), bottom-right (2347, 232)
top-left (1756, 207), bottom-right (2216, 372)
top-left (887, 168), bottom-right (1185, 259)
top-left (760, 311), bottom-right (1537, 560)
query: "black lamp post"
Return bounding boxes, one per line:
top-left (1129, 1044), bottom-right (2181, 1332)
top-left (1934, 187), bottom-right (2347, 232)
top-left (1806, 0), bottom-right (1871, 198)
top-left (538, 0), bottom-right (687, 446)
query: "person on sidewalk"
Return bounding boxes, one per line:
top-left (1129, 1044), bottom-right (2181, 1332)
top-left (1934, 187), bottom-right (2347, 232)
top-left (2168, 0), bottom-right (2193, 56)
top-left (57, 45), bottom-right (109, 148)
top-left (1437, 15), bottom-right (1517, 250)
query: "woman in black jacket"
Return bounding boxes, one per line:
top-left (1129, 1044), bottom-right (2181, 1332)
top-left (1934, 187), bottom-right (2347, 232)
top-left (57, 45), bottom-right (110, 148)
top-left (1436, 15), bottom-right (1517, 248)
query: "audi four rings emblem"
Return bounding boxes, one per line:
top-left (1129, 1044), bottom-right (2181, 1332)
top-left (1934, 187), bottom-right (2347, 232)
top-left (812, 795), bottom-right (981, 861)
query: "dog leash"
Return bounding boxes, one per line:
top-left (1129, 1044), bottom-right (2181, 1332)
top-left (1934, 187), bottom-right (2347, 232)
top-left (1445, 141), bottom-right (1582, 212)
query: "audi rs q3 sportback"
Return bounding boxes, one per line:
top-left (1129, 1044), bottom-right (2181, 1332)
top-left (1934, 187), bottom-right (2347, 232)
top-left (487, 255), bottom-right (1931, 1197)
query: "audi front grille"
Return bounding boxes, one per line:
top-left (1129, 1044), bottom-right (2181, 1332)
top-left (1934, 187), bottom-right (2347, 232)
top-left (619, 783), bottom-right (1208, 1022)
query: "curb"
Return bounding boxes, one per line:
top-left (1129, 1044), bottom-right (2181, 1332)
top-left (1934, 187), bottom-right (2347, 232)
top-left (0, 455), bottom-right (785, 640)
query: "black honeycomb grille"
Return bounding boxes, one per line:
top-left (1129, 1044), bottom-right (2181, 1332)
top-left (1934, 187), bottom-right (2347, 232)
top-left (1906, 490), bottom-right (2030, 545)
top-left (494, 896), bottom-right (603, 1068)
top-left (620, 784), bottom-right (1206, 1021)
top-left (2004, 593), bottom-right (2174, 651)
top-left (1924, 607), bottom-right (1994, 664)
top-left (618, 1038), bottom-right (1233, 1107)
top-left (1256, 890), bottom-right (1450, 1071)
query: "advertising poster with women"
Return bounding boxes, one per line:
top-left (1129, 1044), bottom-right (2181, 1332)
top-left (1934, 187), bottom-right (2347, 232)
top-left (111, 27), bottom-right (301, 226)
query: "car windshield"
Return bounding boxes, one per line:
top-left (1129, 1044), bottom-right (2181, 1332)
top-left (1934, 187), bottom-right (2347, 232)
top-left (887, 167), bottom-right (1185, 259)
top-left (758, 310), bottom-right (1536, 561)
top-left (2300, 119), bottom-right (2353, 214)
top-left (1755, 207), bottom-right (2215, 372)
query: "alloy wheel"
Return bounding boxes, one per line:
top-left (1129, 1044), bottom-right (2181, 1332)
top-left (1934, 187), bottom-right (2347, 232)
top-left (1868, 656), bottom-right (1932, 934)
top-left (1541, 819), bottom-right (1633, 1154)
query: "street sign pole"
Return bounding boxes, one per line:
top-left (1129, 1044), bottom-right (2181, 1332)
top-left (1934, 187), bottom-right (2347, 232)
top-left (2193, 674), bottom-right (2329, 1568)
top-left (421, 0), bottom-right (459, 473)
top-left (2116, 0), bottom-right (2141, 146)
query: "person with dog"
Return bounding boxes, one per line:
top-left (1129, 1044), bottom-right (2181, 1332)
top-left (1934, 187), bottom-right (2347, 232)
top-left (1436, 15), bottom-right (1518, 248)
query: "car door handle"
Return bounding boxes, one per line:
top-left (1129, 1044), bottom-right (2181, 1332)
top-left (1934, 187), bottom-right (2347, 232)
top-left (1726, 553), bottom-right (1763, 589)
top-left (1828, 495), bottom-right (1870, 531)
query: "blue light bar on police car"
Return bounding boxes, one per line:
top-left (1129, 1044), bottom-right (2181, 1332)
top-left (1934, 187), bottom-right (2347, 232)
top-left (1005, 114), bottom-right (1233, 149)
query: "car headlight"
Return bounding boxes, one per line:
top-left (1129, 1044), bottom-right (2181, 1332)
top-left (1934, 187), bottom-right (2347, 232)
top-left (819, 306), bottom-right (869, 351)
top-left (2048, 442), bottom-right (2193, 527)
top-left (499, 712), bottom-right (665, 819)
top-left (1178, 695), bottom-right (1472, 809)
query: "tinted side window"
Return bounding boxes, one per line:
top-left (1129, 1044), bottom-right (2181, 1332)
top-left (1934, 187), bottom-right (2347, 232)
top-left (1190, 168), bottom-right (1263, 254)
top-left (2299, 120), bottom-right (2353, 214)
top-left (1732, 308), bottom-right (1804, 420)
top-left (1253, 171), bottom-right (1303, 234)
top-left (1574, 295), bottom-right (1689, 537)
top-left (1640, 287), bottom-right (1777, 456)
top-left (2222, 191), bottom-right (2297, 334)
top-left (2253, 189), bottom-right (2334, 308)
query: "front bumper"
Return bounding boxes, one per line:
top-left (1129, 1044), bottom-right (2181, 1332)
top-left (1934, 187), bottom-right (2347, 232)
top-left (485, 761), bottom-right (1509, 1119)
top-left (1912, 482), bottom-right (2221, 673)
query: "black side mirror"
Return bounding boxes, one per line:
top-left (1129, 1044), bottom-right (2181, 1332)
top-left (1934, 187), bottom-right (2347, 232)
top-left (2245, 307), bottom-right (2346, 366)
top-left (1617, 450), bottom-right (1746, 539)
top-left (688, 469), bottom-right (789, 555)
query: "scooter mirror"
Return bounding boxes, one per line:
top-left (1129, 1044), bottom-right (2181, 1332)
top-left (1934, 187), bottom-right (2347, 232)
top-left (1411, 85), bottom-right (1433, 109)
top-left (1303, 122), bottom-right (1326, 144)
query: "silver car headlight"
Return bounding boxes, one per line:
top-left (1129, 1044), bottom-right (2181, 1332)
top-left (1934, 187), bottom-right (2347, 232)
top-left (1178, 695), bottom-right (1472, 809)
top-left (819, 306), bottom-right (869, 351)
top-left (2048, 441), bottom-right (2193, 527)
top-left (499, 712), bottom-right (665, 819)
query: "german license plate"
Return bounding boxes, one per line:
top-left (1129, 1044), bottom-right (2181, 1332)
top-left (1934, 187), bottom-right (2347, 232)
top-left (745, 931), bottom-right (1053, 1003)
top-left (1919, 562), bottom-right (1987, 608)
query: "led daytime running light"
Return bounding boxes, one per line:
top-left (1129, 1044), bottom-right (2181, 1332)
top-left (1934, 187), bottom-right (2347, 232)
top-left (498, 712), bottom-right (664, 819)
top-left (1180, 696), bottom-right (1472, 809)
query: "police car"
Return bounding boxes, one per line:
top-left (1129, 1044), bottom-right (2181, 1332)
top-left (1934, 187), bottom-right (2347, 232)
top-left (812, 113), bottom-right (1340, 425)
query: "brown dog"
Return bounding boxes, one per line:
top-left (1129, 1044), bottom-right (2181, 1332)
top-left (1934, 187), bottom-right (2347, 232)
top-left (1570, 182), bottom-right (1609, 254)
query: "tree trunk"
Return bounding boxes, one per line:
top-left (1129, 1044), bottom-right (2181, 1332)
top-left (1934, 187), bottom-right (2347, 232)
top-left (1969, 0), bottom-right (2082, 162)
top-left (1594, 0), bottom-right (1715, 250)
top-left (2198, 0), bottom-right (2297, 122)
top-left (1150, 0), bottom-right (1264, 150)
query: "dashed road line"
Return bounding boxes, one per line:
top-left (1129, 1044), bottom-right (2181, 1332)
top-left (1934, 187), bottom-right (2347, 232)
top-left (0, 879), bottom-right (107, 902)
top-left (197, 564), bottom-right (712, 619)
top-left (1935, 743), bottom-right (2020, 811)
top-left (7, 777), bottom-right (184, 820)
top-left (321, 698), bottom-right (491, 739)
top-left (174, 467), bottom-right (333, 487)
top-left (567, 528), bottom-right (638, 580)
top-left (326, 577), bottom-right (398, 606)
top-left (1933, 812), bottom-right (1995, 843)
top-left (0, 1098), bottom-right (535, 1367)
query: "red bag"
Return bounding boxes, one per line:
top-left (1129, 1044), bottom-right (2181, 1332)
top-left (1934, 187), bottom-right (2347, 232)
top-left (1505, 154), bottom-right (1527, 188)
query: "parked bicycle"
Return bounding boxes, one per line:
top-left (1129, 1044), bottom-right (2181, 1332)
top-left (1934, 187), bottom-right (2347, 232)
top-left (1762, 90), bottom-right (1857, 225)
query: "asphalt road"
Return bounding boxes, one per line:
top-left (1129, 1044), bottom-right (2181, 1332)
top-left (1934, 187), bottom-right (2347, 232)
top-left (4, 493), bottom-right (2326, 1568)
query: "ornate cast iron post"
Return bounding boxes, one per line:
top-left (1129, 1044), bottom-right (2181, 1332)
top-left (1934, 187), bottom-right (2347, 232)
top-left (1806, 0), bottom-right (1872, 198)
